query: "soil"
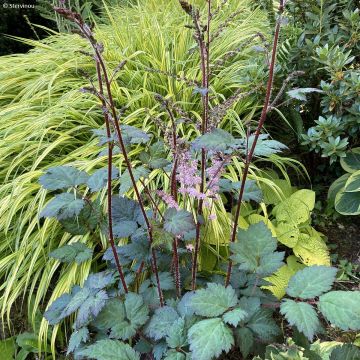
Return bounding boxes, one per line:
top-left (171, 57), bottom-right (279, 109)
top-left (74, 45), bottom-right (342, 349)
top-left (321, 219), bottom-right (360, 266)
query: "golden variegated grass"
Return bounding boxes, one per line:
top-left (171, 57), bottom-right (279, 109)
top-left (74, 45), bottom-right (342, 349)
top-left (0, 0), bottom-right (305, 353)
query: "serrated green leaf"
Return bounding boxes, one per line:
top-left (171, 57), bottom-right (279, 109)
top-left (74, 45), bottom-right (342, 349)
top-left (235, 327), bottom-right (254, 359)
top-left (76, 290), bottom-right (108, 328)
top-left (87, 166), bottom-right (119, 192)
top-left (93, 298), bottom-right (125, 331)
top-left (119, 166), bottom-right (150, 195)
top-left (219, 179), bottom-right (263, 203)
top-left (140, 141), bottom-right (170, 169)
top-left (60, 198), bottom-right (102, 235)
top-left (110, 320), bottom-right (136, 340)
top-left (286, 266), bottom-right (337, 299)
top-left (230, 222), bottom-right (284, 275)
top-left (151, 272), bottom-right (175, 291)
top-left (40, 193), bottom-right (85, 220)
top-left (49, 242), bottom-right (92, 264)
top-left (330, 344), bottom-right (360, 360)
top-left (318, 291), bottom-right (360, 331)
top-left (242, 134), bottom-right (287, 157)
top-left (164, 208), bottom-right (196, 236)
top-left (145, 306), bottom-right (179, 340)
top-left (166, 317), bottom-right (187, 348)
top-left (188, 318), bottom-right (234, 360)
top-left (164, 350), bottom-right (187, 360)
top-left (280, 299), bottom-right (319, 341)
top-left (222, 308), bottom-right (248, 327)
top-left (153, 342), bottom-right (168, 360)
top-left (39, 166), bottom-right (89, 190)
top-left (125, 292), bottom-right (149, 328)
top-left (238, 297), bottom-right (261, 321)
top-left (191, 128), bottom-right (235, 152)
top-left (67, 327), bottom-right (89, 355)
top-left (84, 272), bottom-right (116, 290)
top-left (78, 339), bottom-right (140, 360)
top-left (44, 293), bottom-right (72, 325)
top-left (189, 283), bottom-right (237, 317)
top-left (247, 309), bottom-right (280, 342)
top-left (121, 124), bottom-right (150, 145)
top-left (112, 196), bottom-right (144, 238)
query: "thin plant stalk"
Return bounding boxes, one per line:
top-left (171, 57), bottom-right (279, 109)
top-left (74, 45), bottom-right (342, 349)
top-left (191, 0), bottom-right (211, 291)
top-left (54, 7), bottom-right (164, 305)
top-left (225, 0), bottom-right (285, 286)
top-left (96, 61), bottom-right (128, 293)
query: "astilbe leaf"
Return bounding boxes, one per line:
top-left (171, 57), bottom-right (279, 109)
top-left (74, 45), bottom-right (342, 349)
top-left (286, 266), bottom-right (337, 299)
top-left (93, 298), bottom-right (125, 331)
top-left (189, 283), bottom-right (237, 317)
top-left (67, 327), bottom-right (89, 355)
top-left (40, 193), bottom-right (85, 220)
top-left (119, 166), bottom-right (150, 195)
top-left (188, 318), bottom-right (234, 360)
top-left (318, 291), bottom-right (360, 331)
top-left (280, 299), bottom-right (320, 341)
top-left (166, 317), bottom-right (187, 349)
top-left (145, 306), bottom-right (180, 341)
top-left (164, 350), bottom-right (187, 360)
top-left (230, 222), bottom-right (284, 276)
top-left (78, 339), bottom-right (140, 360)
top-left (111, 196), bottom-right (144, 238)
top-left (39, 165), bottom-right (89, 190)
top-left (222, 307), bottom-right (248, 327)
top-left (59, 198), bottom-right (103, 235)
top-left (191, 128), bottom-right (236, 152)
top-left (87, 166), bottom-right (119, 192)
top-left (219, 179), bottom-right (263, 203)
top-left (164, 208), bottom-right (196, 236)
top-left (234, 327), bottom-right (254, 359)
top-left (246, 308), bottom-right (281, 342)
top-left (49, 242), bottom-right (93, 264)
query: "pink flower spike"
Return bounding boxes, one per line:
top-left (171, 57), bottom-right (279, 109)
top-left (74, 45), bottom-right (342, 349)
top-left (209, 213), bottom-right (217, 221)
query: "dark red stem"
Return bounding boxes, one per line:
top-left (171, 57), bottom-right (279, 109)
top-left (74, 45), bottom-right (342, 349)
top-left (95, 62), bottom-right (128, 293)
top-left (191, 1), bottom-right (211, 291)
top-left (225, 1), bottom-right (284, 287)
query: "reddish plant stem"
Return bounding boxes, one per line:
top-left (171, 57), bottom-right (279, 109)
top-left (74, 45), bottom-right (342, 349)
top-left (95, 61), bottom-right (128, 293)
top-left (166, 106), bottom-right (181, 298)
top-left (191, 1), bottom-right (211, 291)
top-left (225, 1), bottom-right (284, 287)
top-left (73, 20), bottom-right (164, 306)
top-left (140, 179), bottom-right (165, 221)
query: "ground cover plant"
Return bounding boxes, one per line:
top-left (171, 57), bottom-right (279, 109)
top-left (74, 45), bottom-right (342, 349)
top-left (0, 0), bottom-right (359, 359)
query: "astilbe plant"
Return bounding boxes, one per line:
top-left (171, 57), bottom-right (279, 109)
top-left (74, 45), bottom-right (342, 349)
top-left (38, 1), bottom-right (360, 359)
